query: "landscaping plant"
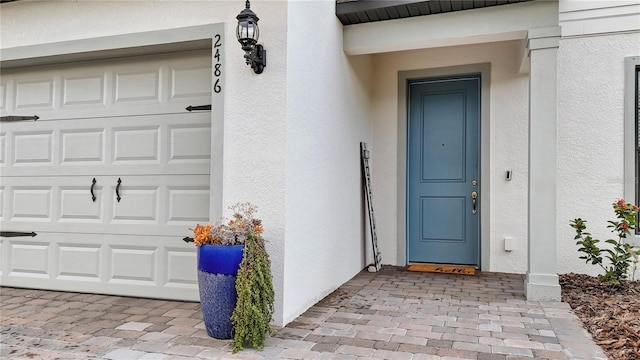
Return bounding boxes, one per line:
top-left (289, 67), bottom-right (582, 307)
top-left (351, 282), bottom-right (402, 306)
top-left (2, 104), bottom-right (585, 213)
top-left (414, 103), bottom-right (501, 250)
top-left (231, 232), bottom-right (275, 352)
top-left (570, 199), bottom-right (639, 285)
top-left (190, 202), bottom-right (274, 352)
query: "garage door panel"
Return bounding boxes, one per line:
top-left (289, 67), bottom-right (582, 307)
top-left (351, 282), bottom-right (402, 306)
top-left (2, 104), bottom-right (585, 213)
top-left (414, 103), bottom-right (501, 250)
top-left (61, 129), bottom-right (105, 164)
top-left (1, 113), bottom-right (209, 176)
top-left (0, 82), bottom-right (7, 110)
top-left (15, 77), bottom-right (54, 110)
top-left (0, 239), bottom-right (3, 276)
top-left (1, 234), bottom-right (198, 300)
top-left (62, 73), bottom-right (107, 107)
top-left (1, 50), bottom-right (211, 120)
top-left (170, 65), bottom-right (212, 100)
top-left (113, 126), bottom-right (160, 163)
top-left (0, 186), bottom-right (4, 220)
top-left (59, 186), bottom-right (103, 222)
top-left (11, 186), bottom-right (53, 222)
top-left (2, 175), bottom-right (208, 236)
top-left (168, 124), bottom-right (211, 162)
top-left (112, 186), bottom-right (159, 224)
top-left (165, 247), bottom-right (198, 288)
top-left (9, 241), bottom-right (50, 278)
top-left (109, 246), bottom-right (157, 285)
top-left (167, 186), bottom-right (210, 224)
top-left (114, 67), bottom-right (161, 104)
top-left (57, 243), bottom-right (102, 281)
top-left (0, 133), bottom-right (5, 165)
top-left (13, 131), bottom-right (54, 165)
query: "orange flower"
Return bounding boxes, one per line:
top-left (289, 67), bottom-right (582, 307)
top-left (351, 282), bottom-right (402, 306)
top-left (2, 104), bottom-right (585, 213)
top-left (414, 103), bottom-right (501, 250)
top-left (191, 224), bottom-right (213, 246)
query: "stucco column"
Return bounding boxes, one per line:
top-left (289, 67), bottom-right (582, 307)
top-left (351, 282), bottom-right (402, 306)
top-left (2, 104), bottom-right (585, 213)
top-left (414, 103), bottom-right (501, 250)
top-left (525, 26), bottom-right (562, 301)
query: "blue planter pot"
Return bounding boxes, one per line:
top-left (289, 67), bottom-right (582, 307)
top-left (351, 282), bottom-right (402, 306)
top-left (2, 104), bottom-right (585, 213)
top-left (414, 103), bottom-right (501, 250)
top-left (197, 244), bottom-right (245, 339)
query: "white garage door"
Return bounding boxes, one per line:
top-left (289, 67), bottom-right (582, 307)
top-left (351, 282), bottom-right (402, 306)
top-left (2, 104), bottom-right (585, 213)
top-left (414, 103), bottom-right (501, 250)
top-left (0, 50), bottom-right (213, 301)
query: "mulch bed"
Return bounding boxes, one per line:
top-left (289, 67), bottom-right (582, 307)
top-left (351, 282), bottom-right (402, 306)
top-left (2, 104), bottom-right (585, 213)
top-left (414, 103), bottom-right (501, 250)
top-left (560, 273), bottom-right (640, 360)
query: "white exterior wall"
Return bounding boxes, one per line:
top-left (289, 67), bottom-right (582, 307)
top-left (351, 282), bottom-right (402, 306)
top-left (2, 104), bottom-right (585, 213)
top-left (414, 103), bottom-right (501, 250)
top-left (284, 0), bottom-right (372, 324)
top-left (559, 0), bottom-right (640, 37)
top-left (556, 0), bottom-right (640, 276)
top-left (1, 0), bottom-right (373, 326)
top-left (0, 0), bottom-right (290, 325)
top-left (371, 41), bottom-right (530, 273)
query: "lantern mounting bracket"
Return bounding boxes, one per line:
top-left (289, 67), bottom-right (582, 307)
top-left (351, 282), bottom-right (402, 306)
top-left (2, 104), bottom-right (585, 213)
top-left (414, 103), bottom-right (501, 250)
top-left (245, 44), bottom-right (266, 74)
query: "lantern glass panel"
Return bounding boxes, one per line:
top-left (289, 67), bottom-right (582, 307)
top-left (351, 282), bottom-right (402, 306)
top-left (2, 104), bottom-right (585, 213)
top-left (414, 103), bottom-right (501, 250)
top-left (237, 20), bottom-right (259, 42)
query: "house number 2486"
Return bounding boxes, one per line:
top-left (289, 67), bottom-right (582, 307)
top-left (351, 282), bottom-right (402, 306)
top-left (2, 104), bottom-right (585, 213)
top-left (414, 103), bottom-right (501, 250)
top-left (213, 34), bottom-right (222, 94)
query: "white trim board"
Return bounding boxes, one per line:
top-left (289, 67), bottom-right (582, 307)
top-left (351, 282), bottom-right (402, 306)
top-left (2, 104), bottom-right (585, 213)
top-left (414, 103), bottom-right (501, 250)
top-left (0, 25), bottom-right (218, 69)
top-left (344, 1), bottom-right (558, 55)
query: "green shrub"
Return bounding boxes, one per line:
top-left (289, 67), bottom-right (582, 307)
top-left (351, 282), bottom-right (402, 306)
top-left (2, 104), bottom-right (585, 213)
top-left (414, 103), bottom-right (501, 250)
top-left (570, 199), bottom-right (639, 285)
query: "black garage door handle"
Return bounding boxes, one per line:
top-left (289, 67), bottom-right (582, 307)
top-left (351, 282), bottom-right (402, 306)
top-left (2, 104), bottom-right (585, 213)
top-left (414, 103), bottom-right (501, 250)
top-left (115, 178), bottom-right (122, 202)
top-left (90, 178), bottom-right (97, 202)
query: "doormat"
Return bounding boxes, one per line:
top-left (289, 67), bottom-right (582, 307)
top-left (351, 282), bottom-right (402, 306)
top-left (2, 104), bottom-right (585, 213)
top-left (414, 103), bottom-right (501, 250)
top-left (407, 263), bottom-right (475, 275)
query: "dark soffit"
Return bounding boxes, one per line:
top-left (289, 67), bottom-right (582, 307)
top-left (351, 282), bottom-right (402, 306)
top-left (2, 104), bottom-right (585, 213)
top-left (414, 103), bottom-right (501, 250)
top-left (336, 0), bottom-right (535, 26)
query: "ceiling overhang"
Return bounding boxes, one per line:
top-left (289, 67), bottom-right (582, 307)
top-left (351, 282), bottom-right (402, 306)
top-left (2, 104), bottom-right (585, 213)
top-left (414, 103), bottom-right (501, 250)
top-left (337, 0), bottom-right (535, 26)
top-left (342, 0), bottom-right (558, 55)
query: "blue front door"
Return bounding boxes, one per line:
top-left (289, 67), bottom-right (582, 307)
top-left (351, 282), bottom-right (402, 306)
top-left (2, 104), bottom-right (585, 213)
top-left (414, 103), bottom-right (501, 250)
top-left (407, 75), bottom-right (480, 266)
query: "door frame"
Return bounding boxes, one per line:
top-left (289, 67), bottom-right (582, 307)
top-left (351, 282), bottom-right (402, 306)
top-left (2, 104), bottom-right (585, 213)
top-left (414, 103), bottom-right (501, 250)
top-left (397, 63), bottom-right (491, 270)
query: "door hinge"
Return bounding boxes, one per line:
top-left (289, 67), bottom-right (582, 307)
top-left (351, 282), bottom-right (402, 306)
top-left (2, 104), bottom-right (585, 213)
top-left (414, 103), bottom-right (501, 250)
top-left (185, 105), bottom-right (211, 112)
top-left (0, 231), bottom-right (38, 237)
top-left (0, 115), bottom-right (39, 122)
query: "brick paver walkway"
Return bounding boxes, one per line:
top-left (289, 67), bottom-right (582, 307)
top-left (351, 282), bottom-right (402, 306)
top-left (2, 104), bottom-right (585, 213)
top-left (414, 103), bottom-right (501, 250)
top-left (1, 267), bottom-right (607, 359)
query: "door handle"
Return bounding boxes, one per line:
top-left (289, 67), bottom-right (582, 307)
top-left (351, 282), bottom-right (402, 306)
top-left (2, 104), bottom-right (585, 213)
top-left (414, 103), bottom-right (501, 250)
top-left (116, 178), bottom-right (122, 202)
top-left (471, 191), bottom-right (478, 215)
top-left (90, 178), bottom-right (97, 202)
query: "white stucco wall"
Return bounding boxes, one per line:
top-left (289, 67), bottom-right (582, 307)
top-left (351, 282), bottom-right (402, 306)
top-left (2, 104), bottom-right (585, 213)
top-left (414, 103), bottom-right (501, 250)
top-left (556, 32), bottom-right (640, 277)
top-left (556, 0), bottom-right (640, 279)
top-left (371, 41), bottom-right (530, 273)
top-left (283, 0), bottom-right (372, 324)
top-left (559, 0), bottom-right (640, 37)
top-left (0, 0), bottom-right (290, 324)
top-left (1, 0), bottom-right (372, 327)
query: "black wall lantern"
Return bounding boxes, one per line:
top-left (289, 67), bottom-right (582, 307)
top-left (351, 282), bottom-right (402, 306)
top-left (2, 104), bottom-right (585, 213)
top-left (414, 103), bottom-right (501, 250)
top-left (236, 0), bottom-right (266, 74)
